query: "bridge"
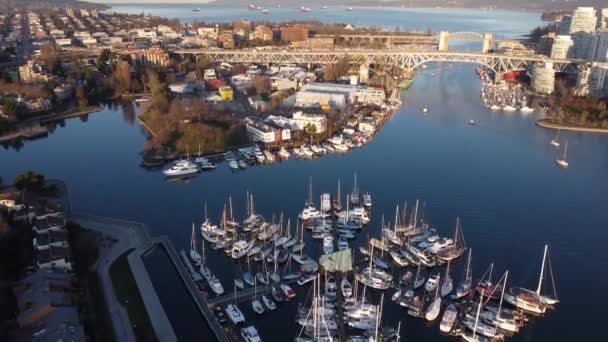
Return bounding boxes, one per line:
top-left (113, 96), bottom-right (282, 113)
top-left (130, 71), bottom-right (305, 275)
top-left (175, 49), bottom-right (578, 76)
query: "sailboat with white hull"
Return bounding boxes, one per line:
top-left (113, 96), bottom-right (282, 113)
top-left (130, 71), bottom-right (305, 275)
top-left (555, 139), bottom-right (569, 168)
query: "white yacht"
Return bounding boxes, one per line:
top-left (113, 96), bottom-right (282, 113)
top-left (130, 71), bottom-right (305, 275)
top-left (228, 160), bottom-right (240, 170)
top-left (323, 235), bottom-right (334, 254)
top-left (162, 160), bottom-right (199, 177)
top-left (195, 157), bottom-right (216, 170)
top-left (231, 240), bottom-right (252, 259)
top-left (226, 304), bottom-right (245, 324)
top-left (277, 147), bottom-right (290, 159)
top-left (440, 304), bottom-right (458, 333)
top-left (241, 326), bottom-right (262, 342)
top-left (299, 204), bottom-right (322, 220)
top-left (362, 193), bottom-right (372, 208)
top-left (208, 276), bottom-right (225, 295)
top-left (425, 274), bottom-right (440, 293)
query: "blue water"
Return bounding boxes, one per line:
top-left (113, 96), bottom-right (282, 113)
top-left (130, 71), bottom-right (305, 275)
top-left (109, 5), bottom-right (542, 39)
top-left (2, 63), bottom-right (608, 341)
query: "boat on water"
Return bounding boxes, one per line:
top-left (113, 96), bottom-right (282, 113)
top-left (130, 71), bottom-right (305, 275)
top-left (390, 250), bottom-right (409, 267)
top-left (521, 105), bottom-right (534, 113)
top-left (425, 281), bottom-right (441, 321)
top-left (341, 277), bottom-right (353, 297)
top-left (234, 278), bottom-right (245, 290)
top-left (460, 295), bottom-right (489, 342)
top-left (162, 160), bottom-right (199, 177)
top-left (298, 6), bottom-right (311, 12)
top-left (503, 105), bottom-right (517, 111)
top-left (452, 248), bottom-right (473, 300)
top-left (228, 159), bottom-right (240, 171)
top-left (550, 129), bottom-right (561, 147)
top-left (208, 276), bottom-right (225, 295)
top-left (189, 223), bottom-right (202, 264)
top-left (244, 271), bottom-right (255, 287)
top-left (192, 8), bottom-right (201, 11)
top-left (440, 303), bottom-right (458, 333)
top-left (441, 261), bottom-right (454, 297)
top-left (322, 235), bottom-right (334, 254)
top-left (261, 9), bottom-right (269, 14)
top-left (195, 157), bottom-right (216, 170)
top-left (226, 304), bottom-right (245, 324)
top-left (277, 147), bottom-right (290, 159)
top-left (425, 273), bottom-right (440, 293)
top-left (231, 240), bottom-right (252, 259)
top-left (422, 106), bottom-right (428, 114)
top-left (241, 325), bottom-right (262, 342)
top-left (252, 277), bottom-right (265, 314)
top-left (262, 295), bottom-right (276, 310)
top-left (281, 283), bottom-right (296, 299)
top-left (555, 139), bottom-right (569, 168)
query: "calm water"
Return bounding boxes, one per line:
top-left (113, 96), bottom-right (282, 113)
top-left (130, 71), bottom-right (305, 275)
top-left (109, 5), bottom-right (541, 39)
top-left (2, 63), bottom-right (608, 341)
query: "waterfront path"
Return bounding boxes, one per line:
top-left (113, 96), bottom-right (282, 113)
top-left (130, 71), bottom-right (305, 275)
top-left (71, 213), bottom-right (152, 342)
top-left (536, 119), bottom-right (608, 134)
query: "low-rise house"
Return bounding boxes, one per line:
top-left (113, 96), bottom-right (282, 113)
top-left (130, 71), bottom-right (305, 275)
top-left (34, 229), bottom-right (69, 251)
top-left (291, 111), bottom-right (327, 133)
top-left (37, 246), bottom-right (72, 271)
top-left (245, 117), bottom-right (291, 143)
top-left (33, 216), bottom-right (65, 235)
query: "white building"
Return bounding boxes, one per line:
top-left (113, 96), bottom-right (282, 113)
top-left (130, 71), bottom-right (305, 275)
top-left (599, 8), bottom-right (608, 29)
top-left (245, 118), bottom-right (290, 143)
top-left (295, 83), bottom-right (386, 109)
top-left (578, 62), bottom-right (608, 97)
top-left (291, 111), bottom-right (327, 133)
top-left (569, 7), bottom-right (597, 34)
top-left (550, 35), bottom-right (573, 59)
top-left (532, 63), bottom-right (556, 95)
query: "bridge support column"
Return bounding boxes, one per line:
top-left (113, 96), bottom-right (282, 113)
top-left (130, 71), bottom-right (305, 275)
top-left (359, 63), bottom-right (369, 84)
top-left (482, 33), bottom-right (493, 53)
top-left (439, 31), bottom-right (449, 52)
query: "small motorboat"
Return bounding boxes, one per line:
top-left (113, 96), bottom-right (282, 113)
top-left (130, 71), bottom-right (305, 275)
top-left (243, 272), bottom-right (255, 287)
top-left (234, 278), bottom-right (245, 290)
top-left (262, 295), bottom-right (276, 310)
top-left (425, 274), bottom-right (440, 293)
top-left (341, 277), bottom-right (353, 298)
top-left (252, 298), bottom-right (265, 314)
top-left (281, 283), bottom-right (296, 300)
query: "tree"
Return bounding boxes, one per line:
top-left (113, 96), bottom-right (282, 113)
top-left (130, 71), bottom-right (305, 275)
top-left (76, 86), bottom-right (88, 110)
top-left (13, 171), bottom-right (45, 191)
top-left (304, 123), bottom-right (317, 136)
top-left (147, 70), bottom-right (170, 114)
top-left (324, 56), bottom-right (351, 82)
top-left (1, 98), bottom-right (21, 119)
top-left (252, 75), bottom-right (271, 96)
top-left (112, 60), bottom-right (132, 95)
top-left (96, 49), bottom-right (111, 73)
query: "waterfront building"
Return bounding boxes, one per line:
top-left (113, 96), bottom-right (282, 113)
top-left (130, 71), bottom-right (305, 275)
top-left (37, 246), bottom-right (72, 271)
top-left (532, 63), bottom-right (556, 94)
top-left (558, 16), bottom-right (571, 35)
top-left (569, 7), bottom-right (597, 34)
top-left (550, 35), bottom-right (574, 59)
top-left (291, 111), bottom-right (327, 133)
top-left (245, 117), bottom-right (291, 143)
top-left (295, 83), bottom-right (386, 109)
top-left (280, 25), bottom-right (309, 42)
top-left (290, 37), bottom-right (335, 49)
top-left (577, 62), bottom-right (608, 97)
top-left (591, 29), bottom-right (608, 61)
top-left (197, 26), bottom-right (219, 40)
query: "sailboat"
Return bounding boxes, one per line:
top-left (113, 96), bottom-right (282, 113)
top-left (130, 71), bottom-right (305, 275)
top-left (440, 260), bottom-right (453, 297)
top-left (226, 284), bottom-right (246, 324)
top-left (555, 139), bottom-right (569, 168)
top-left (507, 244), bottom-right (558, 308)
top-left (189, 223), bottom-right (202, 264)
top-left (437, 217), bottom-right (466, 261)
top-left (425, 276), bottom-right (441, 321)
top-left (452, 248), bottom-right (473, 300)
top-left (482, 271), bottom-right (520, 333)
top-left (243, 255), bottom-right (255, 287)
top-left (461, 295), bottom-right (489, 342)
top-left (413, 263), bottom-right (425, 289)
top-left (332, 178), bottom-right (342, 212)
top-left (350, 173), bottom-right (360, 206)
top-left (550, 129), bottom-right (560, 147)
top-left (252, 277), bottom-right (265, 314)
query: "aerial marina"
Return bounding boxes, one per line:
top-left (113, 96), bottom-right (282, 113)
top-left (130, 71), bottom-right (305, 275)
top-left (180, 176), bottom-right (559, 341)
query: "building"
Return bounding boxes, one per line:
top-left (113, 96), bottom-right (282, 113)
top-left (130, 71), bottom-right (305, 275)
top-left (218, 30), bottom-right (235, 49)
top-left (119, 48), bottom-right (170, 67)
top-left (280, 25), bottom-right (309, 42)
top-left (197, 26), bottom-right (218, 39)
top-left (577, 62), bottom-right (608, 97)
top-left (291, 37), bottom-right (334, 49)
top-left (550, 35), bottom-right (574, 59)
top-left (168, 83), bottom-right (194, 94)
top-left (18, 61), bottom-right (48, 83)
top-left (571, 31), bottom-right (595, 60)
top-left (295, 83), bottom-right (386, 109)
top-left (245, 118), bottom-right (291, 143)
top-left (219, 85), bottom-right (234, 100)
top-left (252, 25), bottom-right (273, 41)
top-left (591, 29), bottom-right (608, 61)
top-left (569, 7), bottom-right (597, 34)
top-left (598, 8), bottom-right (608, 29)
top-left (532, 63), bottom-right (556, 94)
top-left (291, 111), bottom-right (327, 133)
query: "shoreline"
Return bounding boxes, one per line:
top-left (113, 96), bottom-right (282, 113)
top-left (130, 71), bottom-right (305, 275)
top-left (536, 119), bottom-right (608, 134)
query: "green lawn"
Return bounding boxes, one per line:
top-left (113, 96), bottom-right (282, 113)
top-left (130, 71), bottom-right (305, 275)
top-left (109, 250), bottom-right (158, 342)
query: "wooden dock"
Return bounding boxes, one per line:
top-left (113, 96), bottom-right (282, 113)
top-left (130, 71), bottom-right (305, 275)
top-left (208, 278), bottom-right (299, 306)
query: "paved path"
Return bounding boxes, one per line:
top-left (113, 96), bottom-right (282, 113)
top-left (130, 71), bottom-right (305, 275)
top-left (72, 213), bottom-right (152, 342)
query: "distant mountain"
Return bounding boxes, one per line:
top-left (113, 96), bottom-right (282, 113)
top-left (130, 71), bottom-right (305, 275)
top-left (211, 0), bottom-right (605, 11)
top-left (0, 0), bottom-right (109, 10)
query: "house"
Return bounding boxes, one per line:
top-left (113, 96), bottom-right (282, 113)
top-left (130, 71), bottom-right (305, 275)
top-left (37, 246), bottom-right (72, 271)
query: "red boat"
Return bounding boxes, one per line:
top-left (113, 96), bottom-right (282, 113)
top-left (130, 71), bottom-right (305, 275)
top-left (281, 283), bottom-right (296, 300)
top-left (476, 281), bottom-right (502, 299)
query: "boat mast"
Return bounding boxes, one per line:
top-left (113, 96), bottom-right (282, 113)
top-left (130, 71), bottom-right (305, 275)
top-left (465, 248), bottom-right (472, 280)
top-left (473, 289), bottom-right (483, 338)
top-left (394, 205), bottom-right (399, 233)
top-left (308, 176), bottom-right (313, 206)
top-left (337, 178), bottom-right (341, 207)
top-left (536, 244), bottom-right (548, 295)
top-left (191, 223), bottom-right (196, 251)
top-left (563, 140), bottom-right (568, 160)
